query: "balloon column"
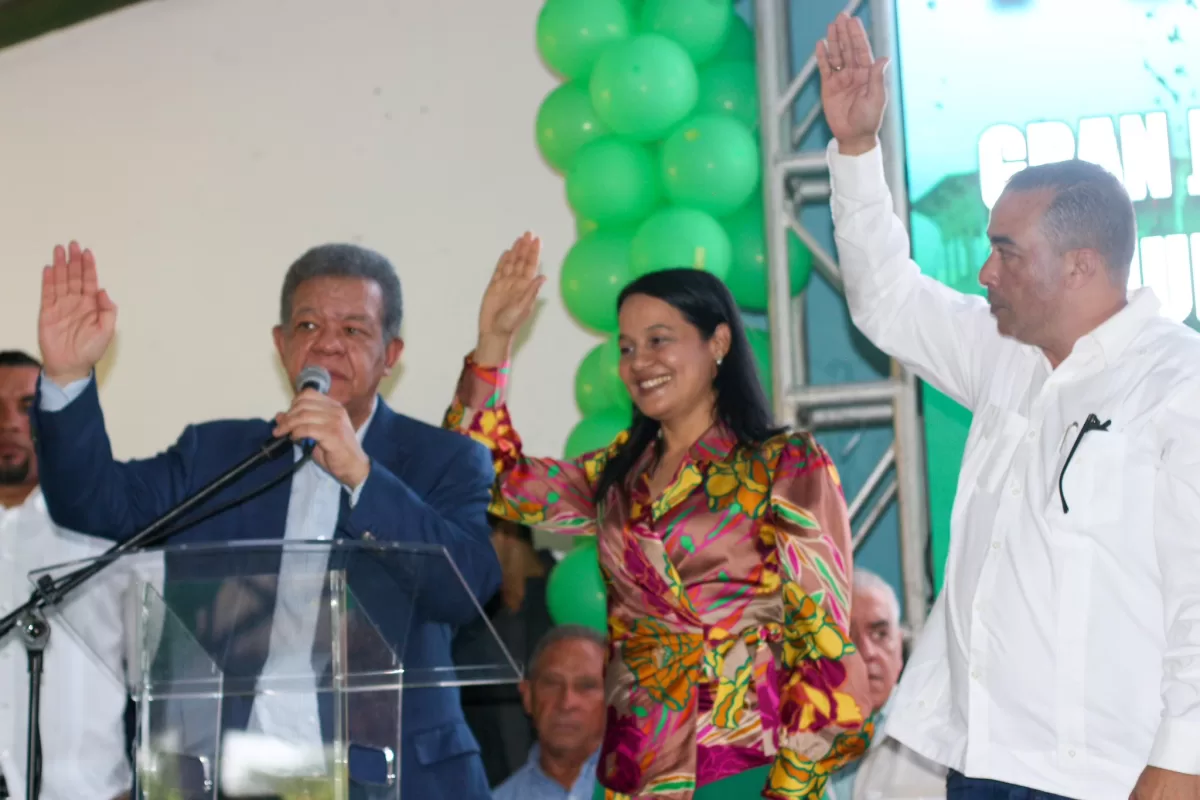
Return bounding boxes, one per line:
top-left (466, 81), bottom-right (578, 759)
top-left (536, 0), bottom-right (814, 631)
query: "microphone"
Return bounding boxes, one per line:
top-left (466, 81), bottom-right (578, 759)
top-left (293, 366), bottom-right (331, 454)
top-left (296, 365), bottom-right (332, 395)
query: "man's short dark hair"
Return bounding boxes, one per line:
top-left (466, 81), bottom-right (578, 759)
top-left (0, 351), bottom-right (41, 369)
top-left (279, 244), bottom-right (403, 339)
top-left (1005, 160), bottom-right (1137, 281)
top-left (527, 625), bottom-right (606, 680)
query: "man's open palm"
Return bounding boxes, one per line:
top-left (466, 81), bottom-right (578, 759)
top-left (38, 242), bottom-right (117, 384)
top-left (817, 13), bottom-right (889, 152)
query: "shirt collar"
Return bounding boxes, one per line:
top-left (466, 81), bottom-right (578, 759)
top-left (687, 421), bottom-right (739, 466)
top-left (0, 486), bottom-right (44, 516)
top-left (1073, 287), bottom-right (1160, 366)
top-left (635, 421), bottom-right (740, 473)
top-left (526, 743), bottom-right (601, 789)
top-left (356, 395), bottom-right (380, 444)
top-left (879, 690), bottom-right (895, 720)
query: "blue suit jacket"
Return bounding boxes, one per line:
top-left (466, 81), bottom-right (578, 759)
top-left (34, 379), bottom-right (501, 800)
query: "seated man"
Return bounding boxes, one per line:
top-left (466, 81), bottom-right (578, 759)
top-left (31, 242), bottom-right (501, 799)
top-left (494, 625), bottom-right (605, 800)
top-left (0, 350), bottom-right (132, 800)
top-left (454, 515), bottom-right (558, 786)
top-left (827, 570), bottom-right (945, 800)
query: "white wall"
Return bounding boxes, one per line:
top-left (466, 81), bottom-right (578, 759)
top-left (0, 0), bottom-right (591, 462)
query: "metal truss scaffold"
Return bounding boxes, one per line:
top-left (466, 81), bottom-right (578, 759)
top-left (753, 0), bottom-right (931, 634)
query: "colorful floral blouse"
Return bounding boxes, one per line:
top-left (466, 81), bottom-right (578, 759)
top-left (444, 357), bottom-right (873, 800)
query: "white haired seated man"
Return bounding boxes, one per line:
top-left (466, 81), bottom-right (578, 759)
top-left (827, 569), bottom-right (946, 800)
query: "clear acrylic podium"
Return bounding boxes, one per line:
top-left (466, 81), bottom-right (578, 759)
top-left (29, 539), bottom-right (520, 799)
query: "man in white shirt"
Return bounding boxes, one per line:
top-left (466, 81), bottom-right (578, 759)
top-left (817, 13), bottom-right (1200, 800)
top-left (0, 350), bottom-right (132, 800)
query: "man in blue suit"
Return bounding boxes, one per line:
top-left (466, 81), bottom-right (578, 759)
top-left (32, 241), bottom-right (501, 799)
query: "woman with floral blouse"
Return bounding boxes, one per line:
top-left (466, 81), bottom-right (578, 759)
top-left (444, 233), bottom-right (872, 800)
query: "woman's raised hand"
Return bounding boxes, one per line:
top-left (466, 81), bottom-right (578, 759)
top-left (475, 232), bottom-right (546, 365)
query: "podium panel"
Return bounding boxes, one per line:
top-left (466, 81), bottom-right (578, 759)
top-left (30, 539), bottom-right (519, 799)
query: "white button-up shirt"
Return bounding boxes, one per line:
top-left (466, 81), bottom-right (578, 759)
top-left (0, 489), bottom-right (133, 800)
top-left (829, 141), bottom-right (1200, 799)
top-left (248, 398), bottom-right (376, 744)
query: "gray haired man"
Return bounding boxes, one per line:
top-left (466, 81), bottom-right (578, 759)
top-left (494, 625), bottom-right (606, 800)
top-left (33, 240), bottom-right (501, 799)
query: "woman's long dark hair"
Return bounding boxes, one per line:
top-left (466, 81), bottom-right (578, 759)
top-left (592, 268), bottom-right (785, 503)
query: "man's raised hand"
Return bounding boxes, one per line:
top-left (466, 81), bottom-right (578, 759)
top-left (38, 242), bottom-right (117, 386)
top-left (816, 13), bottom-right (889, 156)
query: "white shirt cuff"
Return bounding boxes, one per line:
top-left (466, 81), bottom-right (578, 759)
top-left (826, 139), bottom-right (890, 202)
top-left (343, 475), bottom-right (367, 509)
top-left (39, 372), bottom-right (92, 411)
top-left (1148, 717), bottom-right (1200, 774)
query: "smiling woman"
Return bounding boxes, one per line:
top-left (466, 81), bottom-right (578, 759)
top-left (442, 233), bottom-right (875, 800)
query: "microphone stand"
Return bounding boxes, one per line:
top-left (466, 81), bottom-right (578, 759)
top-left (0, 433), bottom-right (296, 800)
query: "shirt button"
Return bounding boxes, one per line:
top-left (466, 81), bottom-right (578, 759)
top-left (971, 669), bottom-right (981, 680)
top-left (362, 531), bottom-right (375, 541)
top-left (1010, 483), bottom-right (1022, 496)
top-left (992, 541), bottom-right (1001, 550)
top-left (1026, 430), bottom-right (1035, 441)
top-left (1068, 749), bottom-right (1076, 758)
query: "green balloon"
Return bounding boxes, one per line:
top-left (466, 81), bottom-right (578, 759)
top-left (575, 339), bottom-right (631, 415)
top-left (589, 34), bottom-right (699, 141)
top-left (566, 137), bottom-right (661, 226)
top-left (638, 0), bottom-right (733, 65)
top-left (536, 82), bottom-right (611, 173)
top-left (562, 230), bottom-right (635, 333)
top-left (536, 0), bottom-right (632, 81)
top-left (714, 14), bottom-right (755, 63)
top-left (631, 207), bottom-right (732, 280)
top-left (546, 538), bottom-right (607, 632)
top-left (721, 201), bottom-right (813, 311)
top-left (660, 114), bottom-right (759, 216)
top-left (696, 60), bottom-right (759, 130)
top-left (564, 408), bottom-right (633, 460)
top-left (745, 326), bottom-right (773, 406)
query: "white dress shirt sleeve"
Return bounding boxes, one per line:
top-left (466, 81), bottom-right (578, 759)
top-left (1147, 392), bottom-right (1200, 774)
top-left (344, 475), bottom-right (367, 508)
top-left (38, 372), bottom-right (92, 411)
top-left (827, 141), bottom-right (1008, 411)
